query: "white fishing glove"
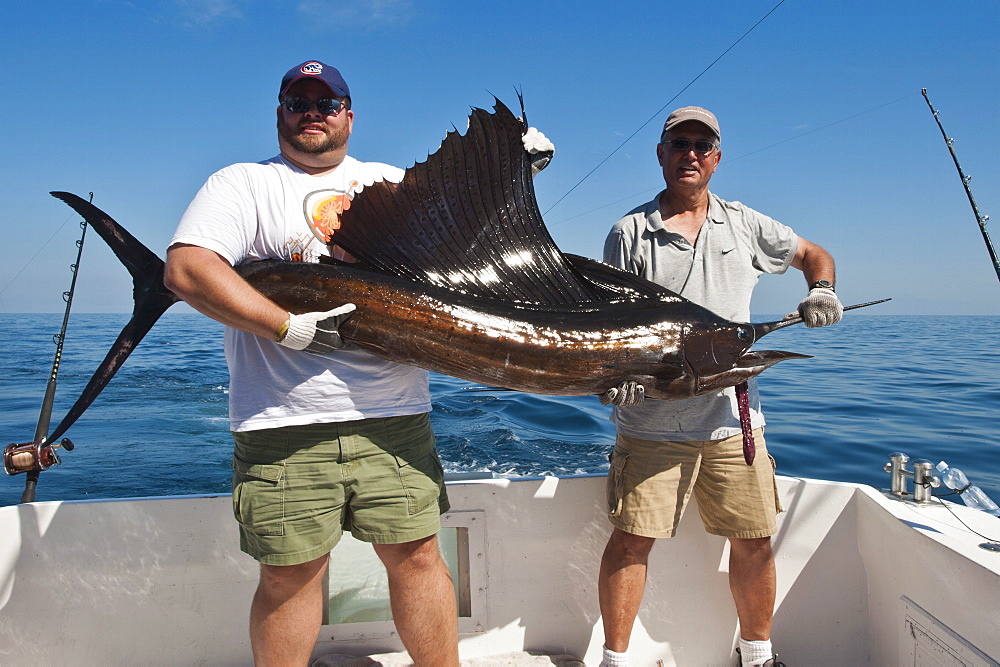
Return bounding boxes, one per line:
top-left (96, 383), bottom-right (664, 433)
top-left (600, 381), bottom-right (645, 407)
top-left (791, 288), bottom-right (843, 328)
top-left (522, 127), bottom-right (555, 176)
top-left (277, 304), bottom-right (356, 353)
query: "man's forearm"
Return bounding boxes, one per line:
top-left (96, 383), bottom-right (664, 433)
top-left (164, 244), bottom-right (288, 340)
top-left (792, 238), bottom-right (836, 286)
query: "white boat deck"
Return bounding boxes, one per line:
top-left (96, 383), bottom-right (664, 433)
top-left (1, 474), bottom-right (998, 665)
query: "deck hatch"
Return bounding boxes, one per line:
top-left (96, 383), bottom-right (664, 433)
top-left (319, 509), bottom-right (488, 641)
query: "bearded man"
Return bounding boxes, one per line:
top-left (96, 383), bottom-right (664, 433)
top-left (167, 60), bottom-right (457, 666)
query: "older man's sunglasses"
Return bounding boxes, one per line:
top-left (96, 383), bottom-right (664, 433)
top-left (665, 138), bottom-right (719, 154)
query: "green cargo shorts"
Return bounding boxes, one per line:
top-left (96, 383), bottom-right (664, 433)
top-left (231, 413), bottom-right (449, 566)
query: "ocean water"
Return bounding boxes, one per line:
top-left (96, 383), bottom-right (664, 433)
top-left (1, 313), bottom-right (997, 507)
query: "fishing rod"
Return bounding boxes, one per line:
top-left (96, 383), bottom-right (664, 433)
top-left (922, 88), bottom-right (1000, 283)
top-left (2, 193), bottom-right (93, 502)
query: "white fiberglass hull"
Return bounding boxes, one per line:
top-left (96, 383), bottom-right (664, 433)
top-left (1, 474), bottom-right (998, 666)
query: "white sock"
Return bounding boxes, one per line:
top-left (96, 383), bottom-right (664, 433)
top-left (600, 644), bottom-right (629, 667)
top-left (739, 638), bottom-right (773, 666)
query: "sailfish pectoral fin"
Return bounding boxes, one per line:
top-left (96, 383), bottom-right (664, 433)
top-left (45, 192), bottom-right (179, 443)
top-left (691, 350), bottom-right (813, 397)
top-left (736, 351), bottom-right (813, 367)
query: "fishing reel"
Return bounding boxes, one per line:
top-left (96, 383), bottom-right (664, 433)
top-left (3, 438), bottom-right (74, 476)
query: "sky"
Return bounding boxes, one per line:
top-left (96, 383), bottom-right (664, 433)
top-left (1, 0), bottom-right (999, 316)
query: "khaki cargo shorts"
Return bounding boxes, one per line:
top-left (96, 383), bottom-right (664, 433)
top-left (606, 429), bottom-right (783, 539)
top-left (231, 413), bottom-right (449, 566)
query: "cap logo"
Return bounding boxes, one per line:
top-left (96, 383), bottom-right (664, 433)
top-left (301, 62), bottom-right (323, 75)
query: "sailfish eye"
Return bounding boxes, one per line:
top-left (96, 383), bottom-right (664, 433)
top-left (737, 326), bottom-right (752, 342)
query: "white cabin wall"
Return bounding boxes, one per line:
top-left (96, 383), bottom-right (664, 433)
top-left (0, 496), bottom-right (258, 666)
top-left (769, 479), bottom-right (871, 665)
top-left (442, 475), bottom-right (872, 666)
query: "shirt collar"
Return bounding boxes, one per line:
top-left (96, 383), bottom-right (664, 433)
top-left (644, 190), bottom-right (725, 235)
top-left (643, 192), bottom-right (667, 234)
top-left (706, 192), bottom-right (726, 225)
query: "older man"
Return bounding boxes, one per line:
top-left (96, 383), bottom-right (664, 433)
top-left (597, 106), bottom-right (842, 667)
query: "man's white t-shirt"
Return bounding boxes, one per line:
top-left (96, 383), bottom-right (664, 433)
top-left (171, 154), bottom-right (432, 432)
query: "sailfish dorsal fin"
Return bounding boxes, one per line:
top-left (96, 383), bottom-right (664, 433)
top-left (331, 99), bottom-right (621, 306)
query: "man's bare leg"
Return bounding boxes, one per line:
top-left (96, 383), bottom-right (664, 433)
top-left (728, 536), bottom-right (776, 640)
top-left (598, 528), bottom-right (657, 652)
top-left (250, 554), bottom-right (330, 666)
top-left (374, 535), bottom-right (459, 666)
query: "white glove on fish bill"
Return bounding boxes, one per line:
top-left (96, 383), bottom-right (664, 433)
top-left (278, 304), bottom-right (356, 353)
top-left (794, 288), bottom-right (843, 327)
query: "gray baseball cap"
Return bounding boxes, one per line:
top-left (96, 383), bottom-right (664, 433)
top-left (660, 106), bottom-right (721, 142)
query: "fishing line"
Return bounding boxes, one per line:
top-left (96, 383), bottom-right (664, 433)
top-left (548, 93), bottom-right (918, 228)
top-left (542, 0), bottom-right (788, 217)
top-left (0, 210), bottom-right (82, 310)
top-left (723, 91), bottom-right (920, 165)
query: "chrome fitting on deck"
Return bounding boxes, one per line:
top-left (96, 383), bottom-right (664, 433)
top-left (884, 452), bottom-right (940, 504)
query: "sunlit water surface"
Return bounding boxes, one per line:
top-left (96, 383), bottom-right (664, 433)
top-left (1, 314), bottom-right (997, 506)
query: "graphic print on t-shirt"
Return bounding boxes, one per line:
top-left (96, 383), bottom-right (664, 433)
top-left (302, 182), bottom-right (360, 244)
top-left (285, 231), bottom-right (317, 263)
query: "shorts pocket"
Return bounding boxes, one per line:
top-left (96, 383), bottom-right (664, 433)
top-left (607, 448), bottom-right (629, 517)
top-left (380, 415), bottom-right (445, 516)
top-left (232, 454), bottom-right (286, 536)
top-left (396, 449), bottom-right (446, 516)
top-left (768, 454), bottom-right (784, 514)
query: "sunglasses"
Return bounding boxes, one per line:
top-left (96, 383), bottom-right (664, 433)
top-left (282, 97), bottom-right (348, 115)
top-left (664, 138), bottom-right (719, 154)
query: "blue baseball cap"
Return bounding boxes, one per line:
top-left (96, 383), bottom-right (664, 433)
top-left (278, 61), bottom-right (350, 100)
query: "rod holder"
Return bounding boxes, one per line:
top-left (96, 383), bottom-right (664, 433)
top-left (883, 452), bottom-right (939, 504)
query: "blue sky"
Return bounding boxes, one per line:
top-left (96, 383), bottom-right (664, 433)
top-left (1, 0), bottom-right (998, 315)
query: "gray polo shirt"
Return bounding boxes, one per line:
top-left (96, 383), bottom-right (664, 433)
top-left (603, 191), bottom-right (798, 441)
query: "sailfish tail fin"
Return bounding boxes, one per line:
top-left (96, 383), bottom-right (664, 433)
top-left (45, 192), bottom-right (179, 442)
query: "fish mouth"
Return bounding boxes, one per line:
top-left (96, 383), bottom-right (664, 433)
top-left (687, 297), bottom-right (892, 396)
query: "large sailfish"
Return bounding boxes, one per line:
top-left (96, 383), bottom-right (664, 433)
top-left (20, 99), bottom-right (883, 468)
